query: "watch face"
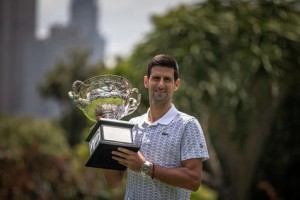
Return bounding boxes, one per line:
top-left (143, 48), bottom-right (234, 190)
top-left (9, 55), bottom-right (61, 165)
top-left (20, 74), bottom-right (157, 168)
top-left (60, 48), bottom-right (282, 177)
top-left (141, 161), bottom-right (150, 174)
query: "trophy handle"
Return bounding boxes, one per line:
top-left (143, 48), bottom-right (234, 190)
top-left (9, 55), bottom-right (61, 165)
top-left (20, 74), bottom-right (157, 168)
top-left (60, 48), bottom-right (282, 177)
top-left (127, 88), bottom-right (141, 115)
top-left (68, 91), bottom-right (76, 100)
top-left (68, 81), bottom-right (92, 119)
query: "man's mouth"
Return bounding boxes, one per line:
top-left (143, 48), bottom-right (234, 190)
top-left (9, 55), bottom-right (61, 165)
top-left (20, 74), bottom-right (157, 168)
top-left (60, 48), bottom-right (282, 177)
top-left (155, 90), bottom-right (165, 95)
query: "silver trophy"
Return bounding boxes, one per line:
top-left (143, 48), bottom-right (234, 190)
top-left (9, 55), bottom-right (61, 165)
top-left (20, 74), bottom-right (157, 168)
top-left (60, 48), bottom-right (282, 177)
top-left (68, 74), bottom-right (141, 170)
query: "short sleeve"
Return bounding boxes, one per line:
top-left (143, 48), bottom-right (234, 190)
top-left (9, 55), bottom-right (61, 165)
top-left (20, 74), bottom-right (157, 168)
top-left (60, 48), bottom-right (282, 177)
top-left (181, 118), bottom-right (209, 161)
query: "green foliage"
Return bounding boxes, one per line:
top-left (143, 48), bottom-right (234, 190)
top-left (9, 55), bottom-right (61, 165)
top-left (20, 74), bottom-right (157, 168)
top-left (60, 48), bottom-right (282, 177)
top-left (134, 0), bottom-right (300, 117)
top-left (0, 116), bottom-right (70, 157)
top-left (0, 116), bottom-right (72, 199)
top-left (0, 116), bottom-right (121, 200)
top-left (191, 184), bottom-right (218, 200)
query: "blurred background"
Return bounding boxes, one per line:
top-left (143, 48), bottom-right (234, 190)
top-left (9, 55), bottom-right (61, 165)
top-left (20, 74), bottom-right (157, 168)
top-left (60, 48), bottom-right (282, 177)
top-left (0, 0), bottom-right (299, 199)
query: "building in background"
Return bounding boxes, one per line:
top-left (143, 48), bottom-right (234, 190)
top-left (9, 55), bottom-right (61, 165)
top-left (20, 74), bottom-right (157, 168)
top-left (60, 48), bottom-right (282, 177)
top-left (0, 0), bottom-right (105, 118)
top-left (0, 0), bottom-right (36, 116)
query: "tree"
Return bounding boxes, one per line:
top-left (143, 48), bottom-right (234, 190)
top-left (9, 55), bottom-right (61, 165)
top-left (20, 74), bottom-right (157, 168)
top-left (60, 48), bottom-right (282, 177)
top-left (0, 116), bottom-right (124, 200)
top-left (106, 0), bottom-right (300, 199)
top-left (0, 116), bottom-right (73, 199)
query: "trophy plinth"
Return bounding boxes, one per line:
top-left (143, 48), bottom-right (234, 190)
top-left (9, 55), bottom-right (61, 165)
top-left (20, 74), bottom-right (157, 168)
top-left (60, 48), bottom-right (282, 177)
top-left (85, 119), bottom-right (139, 170)
top-left (68, 74), bottom-right (141, 170)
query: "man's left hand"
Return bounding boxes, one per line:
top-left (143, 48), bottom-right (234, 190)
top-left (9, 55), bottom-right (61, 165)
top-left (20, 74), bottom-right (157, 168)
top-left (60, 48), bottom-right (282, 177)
top-left (112, 147), bottom-right (145, 172)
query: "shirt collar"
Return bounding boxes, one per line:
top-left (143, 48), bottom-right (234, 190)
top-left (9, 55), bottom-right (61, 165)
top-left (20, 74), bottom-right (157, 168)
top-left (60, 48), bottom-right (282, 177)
top-left (144, 104), bottom-right (178, 126)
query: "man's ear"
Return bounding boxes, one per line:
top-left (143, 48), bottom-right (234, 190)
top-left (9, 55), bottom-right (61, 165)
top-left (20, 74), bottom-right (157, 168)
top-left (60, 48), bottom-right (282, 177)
top-left (144, 76), bottom-right (149, 88)
top-left (174, 78), bottom-right (180, 91)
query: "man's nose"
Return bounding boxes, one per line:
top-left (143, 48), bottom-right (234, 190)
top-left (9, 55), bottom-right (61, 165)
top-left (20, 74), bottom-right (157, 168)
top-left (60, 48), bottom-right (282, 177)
top-left (158, 78), bottom-right (165, 87)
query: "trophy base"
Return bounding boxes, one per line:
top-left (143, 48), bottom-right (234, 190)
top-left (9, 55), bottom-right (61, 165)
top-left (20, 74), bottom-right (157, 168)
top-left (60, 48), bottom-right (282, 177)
top-left (85, 118), bottom-right (140, 170)
top-left (85, 141), bottom-right (139, 170)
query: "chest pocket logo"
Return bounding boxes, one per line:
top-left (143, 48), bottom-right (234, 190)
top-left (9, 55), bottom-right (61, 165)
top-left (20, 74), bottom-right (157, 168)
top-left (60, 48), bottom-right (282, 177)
top-left (162, 132), bottom-right (169, 136)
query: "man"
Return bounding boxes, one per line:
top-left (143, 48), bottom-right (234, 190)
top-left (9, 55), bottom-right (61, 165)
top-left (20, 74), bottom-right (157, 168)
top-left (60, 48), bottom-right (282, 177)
top-left (101, 54), bottom-right (209, 199)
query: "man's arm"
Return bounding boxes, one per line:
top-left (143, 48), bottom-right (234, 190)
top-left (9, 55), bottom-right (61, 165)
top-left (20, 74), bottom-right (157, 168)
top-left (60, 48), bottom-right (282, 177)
top-left (112, 147), bottom-right (203, 191)
top-left (101, 169), bottom-right (126, 189)
top-left (153, 158), bottom-right (203, 191)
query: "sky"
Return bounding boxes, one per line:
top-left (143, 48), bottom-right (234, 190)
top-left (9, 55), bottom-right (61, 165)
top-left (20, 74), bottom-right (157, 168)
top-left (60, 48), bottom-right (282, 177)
top-left (37, 0), bottom-right (199, 64)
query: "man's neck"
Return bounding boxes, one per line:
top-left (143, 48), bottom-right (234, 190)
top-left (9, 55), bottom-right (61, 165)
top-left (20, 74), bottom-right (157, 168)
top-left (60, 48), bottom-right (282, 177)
top-left (148, 103), bottom-right (172, 123)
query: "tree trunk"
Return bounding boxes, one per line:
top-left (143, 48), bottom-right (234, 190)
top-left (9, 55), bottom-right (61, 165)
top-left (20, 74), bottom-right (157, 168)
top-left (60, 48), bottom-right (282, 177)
top-left (207, 77), bottom-right (288, 200)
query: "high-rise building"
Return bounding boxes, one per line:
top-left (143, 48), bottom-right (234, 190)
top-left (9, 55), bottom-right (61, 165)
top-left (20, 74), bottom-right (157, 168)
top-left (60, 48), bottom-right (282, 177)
top-left (0, 0), bottom-right (105, 118)
top-left (0, 0), bottom-right (36, 115)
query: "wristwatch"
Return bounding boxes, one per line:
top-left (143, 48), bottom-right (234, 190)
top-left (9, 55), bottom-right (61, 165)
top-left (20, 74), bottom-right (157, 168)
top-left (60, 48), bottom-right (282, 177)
top-left (140, 161), bottom-right (151, 175)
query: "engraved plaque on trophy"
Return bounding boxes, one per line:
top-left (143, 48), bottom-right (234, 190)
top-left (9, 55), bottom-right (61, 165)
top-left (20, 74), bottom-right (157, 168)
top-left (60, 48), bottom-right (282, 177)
top-left (68, 74), bottom-right (141, 170)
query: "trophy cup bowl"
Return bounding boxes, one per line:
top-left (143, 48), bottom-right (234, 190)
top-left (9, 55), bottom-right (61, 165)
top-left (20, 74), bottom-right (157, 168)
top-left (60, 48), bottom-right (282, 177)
top-left (68, 74), bottom-right (141, 170)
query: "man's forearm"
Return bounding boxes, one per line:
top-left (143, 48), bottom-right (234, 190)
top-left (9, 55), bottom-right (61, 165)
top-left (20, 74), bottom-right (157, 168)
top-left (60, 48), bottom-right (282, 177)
top-left (154, 165), bottom-right (202, 191)
top-left (101, 169), bottom-right (125, 189)
top-left (146, 159), bottom-right (203, 191)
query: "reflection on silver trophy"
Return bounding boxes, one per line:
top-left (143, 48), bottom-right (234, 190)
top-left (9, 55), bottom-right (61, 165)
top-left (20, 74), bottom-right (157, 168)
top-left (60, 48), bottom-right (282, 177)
top-left (68, 74), bottom-right (141, 122)
top-left (68, 74), bottom-right (141, 170)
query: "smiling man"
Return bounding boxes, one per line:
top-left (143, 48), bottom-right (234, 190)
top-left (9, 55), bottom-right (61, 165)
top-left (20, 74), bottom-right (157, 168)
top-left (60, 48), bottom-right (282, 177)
top-left (101, 54), bottom-right (209, 200)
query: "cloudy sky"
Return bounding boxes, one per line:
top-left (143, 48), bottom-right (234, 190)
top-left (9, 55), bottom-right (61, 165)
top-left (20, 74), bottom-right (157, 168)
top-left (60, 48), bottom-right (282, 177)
top-left (37, 0), bottom-right (199, 63)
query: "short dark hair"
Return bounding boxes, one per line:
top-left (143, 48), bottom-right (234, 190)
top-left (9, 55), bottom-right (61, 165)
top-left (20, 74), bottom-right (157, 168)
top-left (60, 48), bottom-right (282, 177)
top-left (147, 54), bottom-right (179, 81)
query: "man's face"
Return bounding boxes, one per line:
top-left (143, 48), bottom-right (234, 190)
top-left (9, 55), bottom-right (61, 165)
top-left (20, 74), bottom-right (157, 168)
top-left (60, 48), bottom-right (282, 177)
top-left (144, 66), bottom-right (180, 106)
